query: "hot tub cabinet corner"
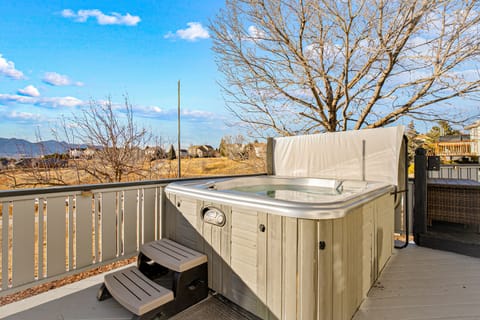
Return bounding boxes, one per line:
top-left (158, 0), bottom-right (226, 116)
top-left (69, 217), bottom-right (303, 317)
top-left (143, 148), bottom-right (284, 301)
top-left (164, 192), bottom-right (394, 320)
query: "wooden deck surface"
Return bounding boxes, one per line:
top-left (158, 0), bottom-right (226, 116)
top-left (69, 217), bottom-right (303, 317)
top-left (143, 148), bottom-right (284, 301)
top-left (354, 245), bottom-right (480, 320)
top-left (2, 245), bottom-right (480, 320)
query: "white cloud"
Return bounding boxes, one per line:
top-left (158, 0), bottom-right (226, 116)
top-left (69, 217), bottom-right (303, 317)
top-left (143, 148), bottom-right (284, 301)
top-left (0, 93), bottom-right (84, 108)
top-left (61, 9), bottom-right (141, 26)
top-left (42, 72), bottom-right (83, 87)
top-left (0, 54), bottom-right (25, 80)
top-left (164, 22), bottom-right (209, 41)
top-left (7, 110), bottom-right (43, 121)
top-left (181, 109), bottom-right (216, 119)
top-left (17, 85), bottom-right (40, 97)
top-left (132, 104), bottom-right (218, 121)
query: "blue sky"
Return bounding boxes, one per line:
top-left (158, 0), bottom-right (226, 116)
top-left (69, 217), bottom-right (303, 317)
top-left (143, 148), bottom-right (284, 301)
top-left (0, 0), bottom-right (235, 147)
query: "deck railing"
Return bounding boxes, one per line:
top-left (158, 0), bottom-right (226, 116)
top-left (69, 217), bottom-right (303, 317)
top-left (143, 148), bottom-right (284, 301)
top-left (0, 174), bottom-right (264, 297)
top-left (3, 166), bottom-right (475, 297)
top-left (434, 141), bottom-right (477, 157)
top-left (427, 164), bottom-right (480, 181)
top-left (0, 180), bottom-right (171, 297)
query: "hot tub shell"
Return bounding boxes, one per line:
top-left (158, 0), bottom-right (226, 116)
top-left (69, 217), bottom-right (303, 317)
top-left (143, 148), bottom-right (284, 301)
top-left (164, 176), bottom-right (395, 320)
top-left (164, 126), bottom-right (405, 319)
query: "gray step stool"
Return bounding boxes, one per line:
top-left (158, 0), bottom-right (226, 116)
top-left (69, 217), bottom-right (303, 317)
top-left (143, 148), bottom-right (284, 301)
top-left (98, 238), bottom-right (208, 320)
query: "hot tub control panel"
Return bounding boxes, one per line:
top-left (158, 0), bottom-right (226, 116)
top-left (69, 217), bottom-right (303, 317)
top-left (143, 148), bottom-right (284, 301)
top-left (202, 207), bottom-right (226, 227)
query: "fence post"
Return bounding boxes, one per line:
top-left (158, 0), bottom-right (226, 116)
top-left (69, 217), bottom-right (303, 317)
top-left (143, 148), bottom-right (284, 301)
top-left (414, 148), bottom-right (427, 244)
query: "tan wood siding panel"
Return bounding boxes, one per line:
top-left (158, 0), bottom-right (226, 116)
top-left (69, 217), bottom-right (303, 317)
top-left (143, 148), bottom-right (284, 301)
top-left (332, 217), bottom-right (345, 319)
top-left (211, 222), bottom-right (224, 292)
top-left (174, 197), bottom-right (199, 250)
top-left (101, 192), bottom-right (117, 261)
top-left (282, 217), bottom-right (298, 320)
top-left (256, 212), bottom-right (267, 318)
top-left (230, 209), bottom-right (259, 314)
top-left (221, 205), bottom-right (232, 299)
top-left (346, 208), bottom-right (363, 318)
top-left (376, 194), bottom-right (394, 272)
top-left (164, 193), bottom-right (176, 241)
top-left (297, 219), bottom-right (317, 320)
top-left (123, 190), bottom-right (138, 255)
top-left (317, 219), bottom-right (333, 320)
top-left (231, 209), bottom-right (258, 291)
top-left (267, 213), bottom-right (282, 319)
top-left (75, 195), bottom-right (93, 269)
top-left (12, 200), bottom-right (35, 287)
top-left (203, 222), bottom-right (213, 288)
top-left (46, 197), bottom-right (67, 277)
top-left (361, 203), bottom-right (375, 296)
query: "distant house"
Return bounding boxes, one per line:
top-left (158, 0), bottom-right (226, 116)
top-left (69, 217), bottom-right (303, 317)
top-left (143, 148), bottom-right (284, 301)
top-left (38, 157), bottom-right (68, 168)
top-left (83, 147), bottom-right (97, 159)
top-left (434, 120), bottom-right (480, 162)
top-left (69, 148), bottom-right (84, 159)
top-left (188, 145), bottom-right (215, 158)
top-left (179, 149), bottom-right (189, 158)
top-left (465, 120), bottom-right (480, 156)
top-left (0, 158), bottom-right (13, 170)
top-left (144, 146), bottom-right (166, 160)
top-left (15, 158), bottom-right (39, 168)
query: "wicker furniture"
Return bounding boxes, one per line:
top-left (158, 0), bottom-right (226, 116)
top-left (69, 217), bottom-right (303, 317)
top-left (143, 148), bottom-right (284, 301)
top-left (427, 179), bottom-right (480, 226)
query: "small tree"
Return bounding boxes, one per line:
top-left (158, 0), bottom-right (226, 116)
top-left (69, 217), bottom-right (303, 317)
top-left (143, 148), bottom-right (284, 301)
top-left (167, 144), bottom-right (176, 160)
top-left (218, 137), bottom-right (228, 157)
top-left (406, 121), bottom-right (422, 162)
top-left (61, 96), bottom-right (152, 183)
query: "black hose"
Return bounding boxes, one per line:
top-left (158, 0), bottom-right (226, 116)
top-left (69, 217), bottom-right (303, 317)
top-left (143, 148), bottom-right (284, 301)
top-left (395, 135), bottom-right (409, 249)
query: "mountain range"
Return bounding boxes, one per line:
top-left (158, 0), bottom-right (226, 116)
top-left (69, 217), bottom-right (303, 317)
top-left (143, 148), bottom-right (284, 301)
top-left (0, 138), bottom-right (74, 159)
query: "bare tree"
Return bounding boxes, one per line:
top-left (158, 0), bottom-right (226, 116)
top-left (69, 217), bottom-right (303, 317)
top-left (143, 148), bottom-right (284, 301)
top-left (210, 0), bottom-right (480, 136)
top-left (63, 97), bottom-right (152, 183)
top-left (219, 134), bottom-right (249, 160)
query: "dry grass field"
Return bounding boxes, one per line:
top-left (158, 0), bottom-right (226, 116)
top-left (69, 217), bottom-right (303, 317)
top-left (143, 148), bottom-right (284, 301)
top-left (0, 157), bottom-right (266, 190)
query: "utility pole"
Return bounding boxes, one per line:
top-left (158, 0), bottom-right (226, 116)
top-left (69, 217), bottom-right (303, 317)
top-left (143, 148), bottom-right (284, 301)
top-left (177, 80), bottom-right (181, 178)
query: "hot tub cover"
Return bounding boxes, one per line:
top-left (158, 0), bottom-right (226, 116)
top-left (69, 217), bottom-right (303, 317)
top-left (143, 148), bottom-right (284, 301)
top-left (272, 126), bottom-right (405, 187)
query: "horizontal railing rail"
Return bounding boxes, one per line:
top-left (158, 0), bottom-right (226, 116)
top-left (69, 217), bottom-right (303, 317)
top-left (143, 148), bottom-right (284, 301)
top-left (427, 164), bottom-right (480, 181)
top-left (0, 173), bottom-right (265, 297)
top-left (434, 141), bottom-right (477, 156)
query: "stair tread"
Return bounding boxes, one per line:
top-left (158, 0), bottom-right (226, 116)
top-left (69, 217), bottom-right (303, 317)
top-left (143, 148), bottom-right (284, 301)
top-left (140, 238), bottom-right (207, 272)
top-left (104, 266), bottom-right (174, 315)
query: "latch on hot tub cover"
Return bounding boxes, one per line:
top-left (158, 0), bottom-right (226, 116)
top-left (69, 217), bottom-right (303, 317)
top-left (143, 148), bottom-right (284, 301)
top-left (202, 206), bottom-right (226, 227)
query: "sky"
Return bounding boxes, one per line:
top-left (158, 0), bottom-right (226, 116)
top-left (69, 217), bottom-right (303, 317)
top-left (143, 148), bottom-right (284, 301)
top-left (0, 0), bottom-right (236, 147)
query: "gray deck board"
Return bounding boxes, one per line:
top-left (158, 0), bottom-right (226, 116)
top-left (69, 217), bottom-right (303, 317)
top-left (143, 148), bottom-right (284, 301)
top-left (2, 245), bottom-right (480, 320)
top-left (353, 245), bottom-right (480, 320)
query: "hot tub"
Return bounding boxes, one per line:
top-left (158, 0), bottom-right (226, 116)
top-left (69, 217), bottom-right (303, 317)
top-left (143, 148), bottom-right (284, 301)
top-left (164, 175), bottom-right (395, 320)
top-left (166, 176), bottom-right (392, 219)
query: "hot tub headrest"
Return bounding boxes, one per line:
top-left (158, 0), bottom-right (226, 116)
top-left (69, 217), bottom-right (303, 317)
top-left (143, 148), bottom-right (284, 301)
top-left (271, 126), bottom-right (405, 187)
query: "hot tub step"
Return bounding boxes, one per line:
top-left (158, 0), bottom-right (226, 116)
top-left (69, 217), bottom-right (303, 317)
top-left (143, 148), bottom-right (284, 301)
top-left (140, 238), bottom-right (207, 272)
top-left (104, 266), bottom-right (174, 316)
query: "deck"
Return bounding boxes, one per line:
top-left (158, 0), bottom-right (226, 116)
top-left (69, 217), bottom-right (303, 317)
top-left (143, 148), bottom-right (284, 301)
top-left (2, 245), bottom-right (480, 320)
top-left (354, 245), bottom-right (480, 320)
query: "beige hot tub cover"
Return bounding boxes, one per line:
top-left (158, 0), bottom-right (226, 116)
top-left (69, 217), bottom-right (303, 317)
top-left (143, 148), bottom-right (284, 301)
top-left (271, 126), bottom-right (405, 187)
